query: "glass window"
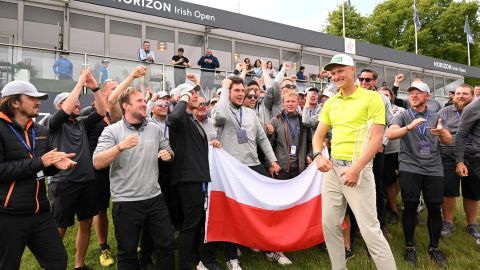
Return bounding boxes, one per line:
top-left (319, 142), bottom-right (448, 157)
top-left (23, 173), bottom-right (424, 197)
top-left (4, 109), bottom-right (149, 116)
top-left (398, 69), bottom-right (411, 92)
top-left (433, 76), bottom-right (444, 96)
top-left (303, 53), bottom-right (320, 81)
top-left (23, 6), bottom-right (63, 49)
top-left (385, 67), bottom-right (398, 89)
top-left (282, 50), bottom-right (300, 73)
top-left (70, 14), bottom-right (105, 55)
top-left (179, 32), bottom-right (204, 69)
top-left (235, 41), bottom-right (279, 81)
top-left (209, 37), bottom-right (231, 71)
top-left (110, 20), bottom-right (141, 60)
top-left (146, 26), bottom-right (174, 65)
top-left (445, 77), bottom-right (463, 96)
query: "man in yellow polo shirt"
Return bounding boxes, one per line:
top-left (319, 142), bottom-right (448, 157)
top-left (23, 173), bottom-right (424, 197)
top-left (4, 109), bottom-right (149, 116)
top-left (312, 54), bottom-right (396, 270)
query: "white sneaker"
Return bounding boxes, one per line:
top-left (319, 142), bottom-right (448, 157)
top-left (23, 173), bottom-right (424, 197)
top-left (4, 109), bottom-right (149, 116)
top-left (197, 261), bottom-right (208, 270)
top-left (266, 252), bottom-right (293, 266)
top-left (226, 259), bottom-right (242, 270)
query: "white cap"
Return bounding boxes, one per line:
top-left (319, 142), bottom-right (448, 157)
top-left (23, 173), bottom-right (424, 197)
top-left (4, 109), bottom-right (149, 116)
top-left (53, 92), bottom-right (70, 109)
top-left (158, 91), bottom-right (169, 99)
top-left (171, 83), bottom-right (201, 98)
top-left (407, 82), bottom-right (430, 94)
top-left (1, 81), bottom-right (48, 100)
top-left (323, 54), bottom-right (355, 71)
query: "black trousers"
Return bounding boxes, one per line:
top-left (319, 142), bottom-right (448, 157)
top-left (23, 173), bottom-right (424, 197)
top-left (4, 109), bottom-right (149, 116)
top-left (0, 212), bottom-right (67, 270)
top-left (112, 195), bottom-right (174, 270)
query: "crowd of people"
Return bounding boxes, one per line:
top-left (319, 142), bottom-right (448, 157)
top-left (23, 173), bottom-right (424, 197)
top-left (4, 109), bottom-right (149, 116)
top-left (1, 51), bottom-right (480, 270)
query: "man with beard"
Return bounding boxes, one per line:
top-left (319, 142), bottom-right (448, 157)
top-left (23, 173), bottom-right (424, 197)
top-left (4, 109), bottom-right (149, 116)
top-left (213, 77), bottom-right (281, 269)
top-left (387, 81), bottom-right (451, 268)
top-left (313, 54), bottom-right (395, 270)
top-left (93, 76), bottom-right (175, 269)
top-left (47, 70), bottom-right (106, 270)
top-left (439, 84), bottom-right (480, 239)
top-left (452, 84), bottom-right (480, 239)
top-left (0, 81), bottom-right (76, 270)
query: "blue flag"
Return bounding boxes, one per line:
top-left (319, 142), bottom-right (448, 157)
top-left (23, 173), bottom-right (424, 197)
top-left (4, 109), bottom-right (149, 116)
top-left (347, 0), bottom-right (351, 9)
top-left (413, 0), bottom-right (421, 30)
top-left (465, 16), bottom-right (474, 44)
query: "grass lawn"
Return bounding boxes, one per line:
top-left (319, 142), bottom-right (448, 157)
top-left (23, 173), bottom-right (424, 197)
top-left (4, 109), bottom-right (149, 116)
top-left (20, 198), bottom-right (479, 269)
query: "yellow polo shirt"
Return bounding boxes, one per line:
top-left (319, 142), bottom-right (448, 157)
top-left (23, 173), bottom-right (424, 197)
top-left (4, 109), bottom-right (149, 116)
top-left (319, 85), bottom-right (385, 161)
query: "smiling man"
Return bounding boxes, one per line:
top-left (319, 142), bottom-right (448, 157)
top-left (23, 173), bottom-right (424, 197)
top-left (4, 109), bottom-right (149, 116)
top-left (387, 81), bottom-right (451, 268)
top-left (312, 54), bottom-right (396, 270)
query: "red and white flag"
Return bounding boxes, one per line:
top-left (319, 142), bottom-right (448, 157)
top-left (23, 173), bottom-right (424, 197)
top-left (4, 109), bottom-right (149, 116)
top-left (205, 148), bottom-right (327, 252)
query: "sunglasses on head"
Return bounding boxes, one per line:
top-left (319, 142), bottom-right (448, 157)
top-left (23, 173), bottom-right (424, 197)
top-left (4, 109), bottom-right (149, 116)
top-left (283, 84), bottom-right (297, 90)
top-left (246, 94), bottom-right (258, 100)
top-left (358, 77), bottom-right (373, 83)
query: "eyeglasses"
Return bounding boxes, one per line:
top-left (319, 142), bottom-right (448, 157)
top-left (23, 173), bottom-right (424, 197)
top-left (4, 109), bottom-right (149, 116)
top-left (358, 77), bottom-right (373, 83)
top-left (246, 94), bottom-right (258, 100)
top-left (199, 102), bottom-right (209, 106)
top-left (282, 84), bottom-right (297, 90)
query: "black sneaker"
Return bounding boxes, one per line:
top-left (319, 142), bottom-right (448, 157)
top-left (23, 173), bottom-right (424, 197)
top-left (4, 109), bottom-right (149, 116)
top-left (441, 220), bottom-right (455, 237)
top-left (428, 247), bottom-right (448, 268)
top-left (404, 247), bottom-right (417, 266)
top-left (345, 248), bottom-right (355, 261)
top-left (389, 211), bottom-right (400, 224)
top-left (466, 224), bottom-right (480, 239)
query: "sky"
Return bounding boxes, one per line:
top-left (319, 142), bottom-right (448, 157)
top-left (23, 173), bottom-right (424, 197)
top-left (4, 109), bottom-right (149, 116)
top-left (180, 0), bottom-right (384, 31)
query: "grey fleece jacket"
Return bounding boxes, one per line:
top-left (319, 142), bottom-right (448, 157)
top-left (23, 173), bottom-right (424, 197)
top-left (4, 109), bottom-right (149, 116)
top-left (454, 98), bottom-right (480, 163)
top-left (213, 87), bottom-right (277, 166)
top-left (93, 118), bottom-right (172, 202)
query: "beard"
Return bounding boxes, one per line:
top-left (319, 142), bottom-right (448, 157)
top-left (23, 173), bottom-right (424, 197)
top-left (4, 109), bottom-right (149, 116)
top-left (453, 99), bottom-right (470, 111)
top-left (19, 106), bottom-right (39, 118)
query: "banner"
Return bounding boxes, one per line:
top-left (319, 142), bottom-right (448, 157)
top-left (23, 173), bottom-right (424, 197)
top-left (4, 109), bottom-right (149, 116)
top-left (205, 148), bottom-right (327, 252)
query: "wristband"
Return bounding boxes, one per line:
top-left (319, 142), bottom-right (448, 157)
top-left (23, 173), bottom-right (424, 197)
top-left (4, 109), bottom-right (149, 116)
top-left (91, 87), bottom-right (100, 92)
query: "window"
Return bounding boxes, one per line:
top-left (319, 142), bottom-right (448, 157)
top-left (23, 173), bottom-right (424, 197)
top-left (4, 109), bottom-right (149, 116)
top-left (146, 26), bottom-right (174, 64)
top-left (23, 6), bottom-right (63, 49)
top-left (385, 67), bottom-right (398, 89)
top-left (70, 13), bottom-right (105, 55)
top-left (109, 20), bottom-right (141, 60)
top-left (303, 53), bottom-right (320, 81)
top-left (282, 50), bottom-right (300, 73)
top-left (209, 37), bottom-right (231, 71)
top-left (179, 32), bottom-right (204, 68)
top-left (433, 76), bottom-right (444, 96)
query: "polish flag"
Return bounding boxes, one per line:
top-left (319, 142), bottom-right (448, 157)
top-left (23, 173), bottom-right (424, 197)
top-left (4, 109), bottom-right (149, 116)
top-left (205, 148), bottom-right (327, 252)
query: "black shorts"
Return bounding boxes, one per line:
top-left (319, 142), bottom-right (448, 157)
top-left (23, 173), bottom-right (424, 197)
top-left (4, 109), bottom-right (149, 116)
top-left (383, 153), bottom-right (399, 185)
top-left (50, 181), bottom-right (99, 228)
top-left (95, 169), bottom-right (111, 211)
top-left (442, 155), bottom-right (480, 200)
top-left (399, 171), bottom-right (444, 203)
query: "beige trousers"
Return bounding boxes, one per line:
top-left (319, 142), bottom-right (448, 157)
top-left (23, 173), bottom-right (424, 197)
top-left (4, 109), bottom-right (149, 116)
top-left (322, 161), bottom-right (396, 270)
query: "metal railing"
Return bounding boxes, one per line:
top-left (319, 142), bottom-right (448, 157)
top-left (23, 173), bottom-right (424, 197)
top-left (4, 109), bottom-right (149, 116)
top-left (0, 43), bottom-right (329, 99)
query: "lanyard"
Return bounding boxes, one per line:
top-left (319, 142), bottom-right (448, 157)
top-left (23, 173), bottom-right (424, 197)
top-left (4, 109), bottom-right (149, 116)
top-left (230, 107), bottom-right (243, 128)
top-left (285, 113), bottom-right (298, 140)
top-left (163, 124), bottom-right (168, 139)
top-left (456, 111), bottom-right (461, 119)
top-left (408, 108), bottom-right (428, 139)
top-left (7, 124), bottom-right (36, 157)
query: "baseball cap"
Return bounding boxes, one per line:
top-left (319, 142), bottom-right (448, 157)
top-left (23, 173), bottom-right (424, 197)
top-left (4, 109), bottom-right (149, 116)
top-left (101, 59), bottom-right (110, 63)
top-left (306, 87), bottom-right (320, 93)
top-left (158, 91), bottom-right (169, 99)
top-left (1, 81), bottom-right (48, 100)
top-left (323, 54), bottom-right (355, 71)
top-left (53, 92), bottom-right (70, 108)
top-left (172, 83), bottom-right (201, 98)
top-left (407, 82), bottom-right (430, 94)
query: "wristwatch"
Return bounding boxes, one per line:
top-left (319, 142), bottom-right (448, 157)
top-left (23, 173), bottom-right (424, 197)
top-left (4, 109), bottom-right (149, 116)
top-left (311, 151), bottom-right (321, 160)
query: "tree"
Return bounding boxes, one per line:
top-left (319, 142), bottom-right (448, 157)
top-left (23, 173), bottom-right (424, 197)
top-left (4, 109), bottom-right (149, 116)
top-left (324, 0), bottom-right (479, 83)
top-left (323, 4), bottom-right (368, 41)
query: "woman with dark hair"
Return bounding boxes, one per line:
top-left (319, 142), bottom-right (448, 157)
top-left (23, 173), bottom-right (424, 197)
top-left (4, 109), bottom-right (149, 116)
top-left (253, 59), bottom-right (263, 77)
top-left (243, 58), bottom-right (254, 74)
top-left (265, 61), bottom-right (277, 78)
